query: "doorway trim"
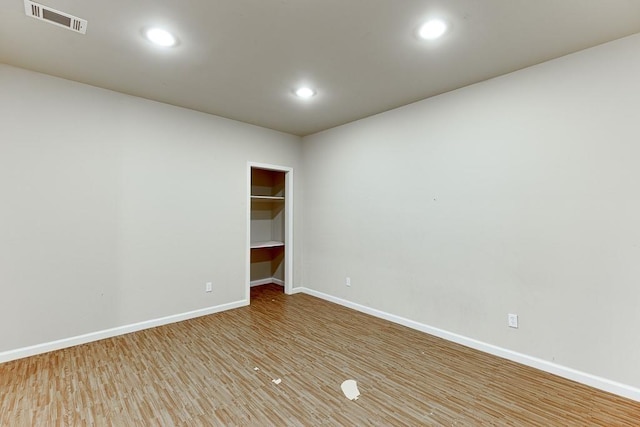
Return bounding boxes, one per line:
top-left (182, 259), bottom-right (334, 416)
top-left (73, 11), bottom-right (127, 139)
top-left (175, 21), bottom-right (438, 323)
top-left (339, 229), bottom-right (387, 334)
top-left (246, 162), bottom-right (294, 301)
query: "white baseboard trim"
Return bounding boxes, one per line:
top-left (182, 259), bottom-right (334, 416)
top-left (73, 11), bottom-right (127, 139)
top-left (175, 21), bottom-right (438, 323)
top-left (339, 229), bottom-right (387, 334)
top-left (250, 278), bottom-right (273, 287)
top-left (289, 286), bottom-right (304, 294)
top-left (250, 278), bottom-right (284, 287)
top-left (300, 287), bottom-right (640, 402)
top-left (0, 299), bottom-right (248, 364)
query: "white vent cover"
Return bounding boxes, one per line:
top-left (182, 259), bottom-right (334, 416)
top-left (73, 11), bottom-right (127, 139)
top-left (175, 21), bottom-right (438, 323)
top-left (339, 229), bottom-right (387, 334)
top-left (24, 0), bottom-right (87, 34)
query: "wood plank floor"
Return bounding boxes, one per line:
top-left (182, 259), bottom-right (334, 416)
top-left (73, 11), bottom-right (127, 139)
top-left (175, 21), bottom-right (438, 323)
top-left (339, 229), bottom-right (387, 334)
top-left (1, 284), bottom-right (639, 426)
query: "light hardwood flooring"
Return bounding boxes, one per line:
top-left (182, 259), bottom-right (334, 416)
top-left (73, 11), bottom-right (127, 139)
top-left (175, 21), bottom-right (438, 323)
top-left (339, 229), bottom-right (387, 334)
top-left (1, 284), bottom-right (639, 426)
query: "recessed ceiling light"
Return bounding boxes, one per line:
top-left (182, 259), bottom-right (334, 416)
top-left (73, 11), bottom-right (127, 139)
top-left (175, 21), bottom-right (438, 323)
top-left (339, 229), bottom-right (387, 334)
top-left (146, 28), bottom-right (177, 47)
top-left (418, 19), bottom-right (447, 40)
top-left (295, 87), bottom-right (316, 99)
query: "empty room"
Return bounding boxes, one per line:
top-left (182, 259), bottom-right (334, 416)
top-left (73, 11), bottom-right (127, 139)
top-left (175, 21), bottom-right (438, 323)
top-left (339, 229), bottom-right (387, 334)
top-left (1, 0), bottom-right (640, 425)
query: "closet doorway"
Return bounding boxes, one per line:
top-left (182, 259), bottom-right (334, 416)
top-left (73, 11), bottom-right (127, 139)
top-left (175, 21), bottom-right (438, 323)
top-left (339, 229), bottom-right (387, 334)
top-left (246, 163), bottom-right (293, 300)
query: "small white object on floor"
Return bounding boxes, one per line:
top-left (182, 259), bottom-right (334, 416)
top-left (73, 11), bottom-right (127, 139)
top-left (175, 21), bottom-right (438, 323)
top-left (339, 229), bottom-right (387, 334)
top-left (272, 378), bottom-right (282, 385)
top-left (253, 367), bottom-right (260, 371)
top-left (341, 379), bottom-right (360, 401)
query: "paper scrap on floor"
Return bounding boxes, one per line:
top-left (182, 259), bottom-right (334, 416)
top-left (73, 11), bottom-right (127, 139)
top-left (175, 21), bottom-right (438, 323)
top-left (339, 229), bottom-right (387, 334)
top-left (341, 379), bottom-right (360, 400)
top-left (272, 378), bottom-right (282, 385)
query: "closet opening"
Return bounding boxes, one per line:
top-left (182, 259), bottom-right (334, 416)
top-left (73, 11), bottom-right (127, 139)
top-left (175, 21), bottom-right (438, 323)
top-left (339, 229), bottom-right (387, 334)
top-left (246, 163), bottom-right (293, 301)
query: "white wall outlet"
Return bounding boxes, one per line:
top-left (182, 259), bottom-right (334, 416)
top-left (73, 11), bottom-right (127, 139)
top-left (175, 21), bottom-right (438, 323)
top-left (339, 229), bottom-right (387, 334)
top-left (345, 277), bottom-right (351, 287)
top-left (508, 313), bottom-right (518, 328)
top-left (205, 282), bottom-right (213, 293)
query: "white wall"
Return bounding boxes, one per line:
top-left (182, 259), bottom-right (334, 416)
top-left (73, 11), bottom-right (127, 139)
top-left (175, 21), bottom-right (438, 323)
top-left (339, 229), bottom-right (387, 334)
top-left (0, 64), bottom-right (302, 353)
top-left (302, 33), bottom-right (640, 389)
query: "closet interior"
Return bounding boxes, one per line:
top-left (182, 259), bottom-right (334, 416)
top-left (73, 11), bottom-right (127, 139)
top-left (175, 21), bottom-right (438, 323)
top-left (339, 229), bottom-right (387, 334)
top-left (249, 167), bottom-right (286, 289)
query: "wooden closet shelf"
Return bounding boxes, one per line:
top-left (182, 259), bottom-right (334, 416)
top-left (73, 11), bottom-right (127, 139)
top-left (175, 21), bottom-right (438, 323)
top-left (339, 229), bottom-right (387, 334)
top-left (250, 241), bottom-right (285, 249)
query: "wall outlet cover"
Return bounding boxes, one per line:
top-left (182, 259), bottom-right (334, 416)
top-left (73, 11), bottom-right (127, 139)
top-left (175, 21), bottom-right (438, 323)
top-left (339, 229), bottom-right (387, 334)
top-left (508, 313), bottom-right (518, 328)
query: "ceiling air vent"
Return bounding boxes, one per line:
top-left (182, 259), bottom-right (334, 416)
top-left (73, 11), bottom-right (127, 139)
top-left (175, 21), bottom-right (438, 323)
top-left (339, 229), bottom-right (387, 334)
top-left (24, 0), bottom-right (87, 34)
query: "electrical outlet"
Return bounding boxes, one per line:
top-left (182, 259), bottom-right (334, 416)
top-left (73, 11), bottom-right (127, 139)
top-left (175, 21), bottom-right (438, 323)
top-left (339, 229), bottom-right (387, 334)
top-left (205, 282), bottom-right (213, 293)
top-left (345, 277), bottom-right (351, 287)
top-left (508, 313), bottom-right (518, 328)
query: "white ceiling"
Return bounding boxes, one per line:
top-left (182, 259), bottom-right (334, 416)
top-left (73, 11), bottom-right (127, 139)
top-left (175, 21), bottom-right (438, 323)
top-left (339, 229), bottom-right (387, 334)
top-left (1, 1), bottom-right (640, 136)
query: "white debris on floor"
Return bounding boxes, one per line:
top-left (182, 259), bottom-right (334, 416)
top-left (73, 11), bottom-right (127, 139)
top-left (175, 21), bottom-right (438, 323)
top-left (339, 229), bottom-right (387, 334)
top-left (252, 365), bottom-right (281, 385)
top-left (341, 379), bottom-right (360, 401)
